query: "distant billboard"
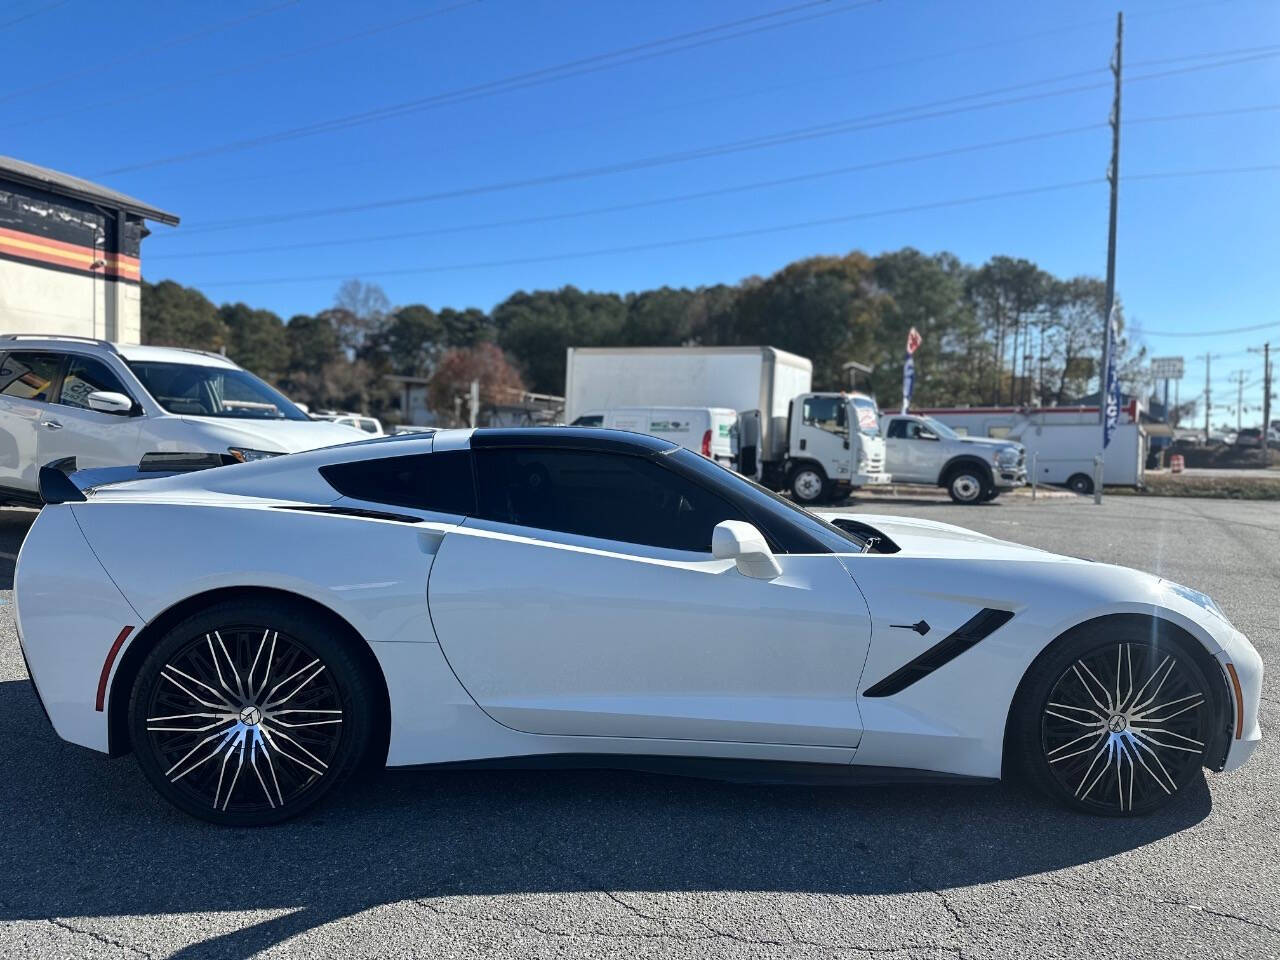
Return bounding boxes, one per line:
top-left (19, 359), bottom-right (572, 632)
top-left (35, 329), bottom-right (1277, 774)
top-left (1150, 356), bottom-right (1185, 380)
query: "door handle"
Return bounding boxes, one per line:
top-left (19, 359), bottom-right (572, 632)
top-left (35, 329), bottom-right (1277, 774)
top-left (799, 438), bottom-right (806, 451)
top-left (43, 420), bottom-right (63, 430)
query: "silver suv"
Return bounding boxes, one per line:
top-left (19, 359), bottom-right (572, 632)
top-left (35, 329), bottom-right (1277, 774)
top-left (0, 335), bottom-right (363, 505)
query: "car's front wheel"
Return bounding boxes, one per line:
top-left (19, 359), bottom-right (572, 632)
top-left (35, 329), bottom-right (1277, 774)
top-left (129, 598), bottom-right (379, 826)
top-left (945, 466), bottom-right (986, 504)
top-left (1010, 622), bottom-right (1217, 816)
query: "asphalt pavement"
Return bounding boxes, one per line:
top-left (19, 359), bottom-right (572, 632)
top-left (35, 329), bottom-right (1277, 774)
top-left (0, 497), bottom-right (1276, 959)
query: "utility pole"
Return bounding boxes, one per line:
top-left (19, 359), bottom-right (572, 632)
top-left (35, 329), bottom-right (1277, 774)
top-left (1251, 341), bottom-right (1272, 452)
top-left (1095, 11), bottom-right (1122, 505)
top-left (1203, 353), bottom-right (1211, 442)
top-left (1231, 370), bottom-right (1248, 433)
top-left (1267, 342), bottom-right (1273, 453)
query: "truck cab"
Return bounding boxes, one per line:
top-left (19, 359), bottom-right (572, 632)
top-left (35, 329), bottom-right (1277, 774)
top-left (781, 392), bottom-right (890, 504)
top-left (881, 413), bottom-right (1025, 504)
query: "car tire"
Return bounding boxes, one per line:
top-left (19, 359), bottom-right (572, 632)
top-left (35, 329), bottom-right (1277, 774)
top-left (945, 466), bottom-right (986, 504)
top-left (1067, 473), bottom-right (1094, 495)
top-left (790, 465), bottom-right (829, 505)
top-left (129, 597), bottom-right (379, 826)
top-left (1008, 621), bottom-right (1217, 816)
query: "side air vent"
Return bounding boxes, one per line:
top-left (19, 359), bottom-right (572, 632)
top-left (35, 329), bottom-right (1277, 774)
top-left (863, 608), bottom-right (1014, 698)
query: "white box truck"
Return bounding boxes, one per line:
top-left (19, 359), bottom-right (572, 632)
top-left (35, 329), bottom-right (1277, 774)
top-left (565, 346), bottom-right (889, 503)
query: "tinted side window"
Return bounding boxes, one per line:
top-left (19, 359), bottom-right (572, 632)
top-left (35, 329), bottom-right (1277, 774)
top-left (0, 352), bottom-right (62, 402)
top-left (320, 450), bottom-right (476, 515)
top-left (473, 448), bottom-right (746, 553)
top-left (886, 419), bottom-right (907, 439)
top-left (58, 356), bottom-right (131, 409)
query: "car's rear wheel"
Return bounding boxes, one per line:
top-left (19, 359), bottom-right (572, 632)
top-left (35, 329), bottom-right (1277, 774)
top-left (129, 598), bottom-right (378, 826)
top-left (1011, 623), bottom-right (1215, 816)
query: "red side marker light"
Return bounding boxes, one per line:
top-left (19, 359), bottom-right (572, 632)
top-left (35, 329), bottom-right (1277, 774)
top-left (95, 626), bottom-right (135, 712)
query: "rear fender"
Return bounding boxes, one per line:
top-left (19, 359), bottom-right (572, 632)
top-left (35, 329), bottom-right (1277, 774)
top-left (15, 505), bottom-right (141, 753)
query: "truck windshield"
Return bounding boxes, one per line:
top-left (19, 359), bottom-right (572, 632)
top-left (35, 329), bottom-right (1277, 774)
top-left (128, 361), bottom-right (309, 421)
top-left (853, 397), bottom-right (881, 436)
top-left (923, 417), bottom-right (959, 439)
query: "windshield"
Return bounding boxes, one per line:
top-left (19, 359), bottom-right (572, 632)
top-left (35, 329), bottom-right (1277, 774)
top-left (853, 397), bottom-right (881, 436)
top-left (128, 361), bottom-right (309, 421)
top-left (669, 448), bottom-right (868, 553)
top-left (923, 417), bottom-right (959, 440)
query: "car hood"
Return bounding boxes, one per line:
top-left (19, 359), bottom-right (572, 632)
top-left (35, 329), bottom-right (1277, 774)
top-left (179, 416), bottom-right (365, 453)
top-left (827, 512), bottom-right (1085, 564)
top-left (958, 436), bottom-right (1022, 450)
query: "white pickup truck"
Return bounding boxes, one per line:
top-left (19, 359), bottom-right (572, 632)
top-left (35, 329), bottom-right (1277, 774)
top-left (880, 413), bottom-right (1026, 504)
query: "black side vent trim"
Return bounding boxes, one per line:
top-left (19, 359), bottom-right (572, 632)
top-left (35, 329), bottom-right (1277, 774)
top-left (273, 505), bottom-right (423, 524)
top-left (863, 608), bottom-right (1014, 698)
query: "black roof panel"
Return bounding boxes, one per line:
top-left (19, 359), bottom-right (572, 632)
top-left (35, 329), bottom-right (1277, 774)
top-left (470, 427), bottom-right (677, 455)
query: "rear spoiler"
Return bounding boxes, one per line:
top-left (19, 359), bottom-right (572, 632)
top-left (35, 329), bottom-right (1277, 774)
top-left (38, 453), bottom-right (240, 506)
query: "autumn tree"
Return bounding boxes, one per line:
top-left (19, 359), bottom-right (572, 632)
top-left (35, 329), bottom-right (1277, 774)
top-left (428, 343), bottom-right (527, 424)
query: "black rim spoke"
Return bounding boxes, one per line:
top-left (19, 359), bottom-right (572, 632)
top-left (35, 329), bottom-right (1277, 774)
top-left (1041, 641), bottom-right (1207, 812)
top-left (146, 627), bottom-right (343, 814)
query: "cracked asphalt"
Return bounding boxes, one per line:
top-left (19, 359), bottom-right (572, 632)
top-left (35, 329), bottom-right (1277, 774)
top-left (0, 495), bottom-right (1275, 959)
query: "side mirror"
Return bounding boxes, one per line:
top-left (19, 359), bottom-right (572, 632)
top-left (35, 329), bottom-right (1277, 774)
top-left (918, 429), bottom-right (938, 441)
top-left (712, 520), bottom-right (782, 580)
top-left (86, 391), bottom-right (134, 415)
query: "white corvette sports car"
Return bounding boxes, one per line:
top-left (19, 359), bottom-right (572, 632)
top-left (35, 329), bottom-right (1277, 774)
top-left (16, 428), bottom-right (1262, 826)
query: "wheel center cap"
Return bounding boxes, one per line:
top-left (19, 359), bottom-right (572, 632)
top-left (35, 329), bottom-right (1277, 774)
top-left (239, 705), bottom-right (263, 726)
top-left (1107, 714), bottom-right (1128, 733)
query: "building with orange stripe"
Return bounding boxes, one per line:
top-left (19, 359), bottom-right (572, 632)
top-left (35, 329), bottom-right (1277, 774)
top-left (1, 157), bottom-right (178, 345)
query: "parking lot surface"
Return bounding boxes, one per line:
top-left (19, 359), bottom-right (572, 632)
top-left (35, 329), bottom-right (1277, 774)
top-left (0, 497), bottom-right (1275, 959)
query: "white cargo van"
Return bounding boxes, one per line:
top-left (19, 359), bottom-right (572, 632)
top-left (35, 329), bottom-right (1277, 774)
top-left (571, 406), bottom-right (737, 464)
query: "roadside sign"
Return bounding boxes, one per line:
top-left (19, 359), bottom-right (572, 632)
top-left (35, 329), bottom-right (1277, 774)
top-left (1151, 356), bottom-right (1184, 380)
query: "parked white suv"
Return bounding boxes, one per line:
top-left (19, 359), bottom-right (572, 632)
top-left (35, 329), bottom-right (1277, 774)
top-left (0, 335), bottom-right (364, 505)
top-left (881, 413), bottom-right (1026, 504)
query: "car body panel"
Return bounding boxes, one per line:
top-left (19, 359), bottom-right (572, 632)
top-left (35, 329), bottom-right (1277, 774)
top-left (429, 518), bottom-right (871, 746)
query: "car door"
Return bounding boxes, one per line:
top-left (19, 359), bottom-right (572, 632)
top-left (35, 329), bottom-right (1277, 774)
top-left (883, 417), bottom-right (919, 481)
top-left (792, 395), bottom-right (851, 482)
top-left (427, 444), bottom-right (871, 747)
top-left (0, 350), bottom-right (65, 494)
top-left (38, 353), bottom-right (144, 472)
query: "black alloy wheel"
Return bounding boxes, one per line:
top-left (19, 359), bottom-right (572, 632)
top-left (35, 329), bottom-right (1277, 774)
top-left (130, 599), bottom-right (377, 826)
top-left (1013, 625), bottom-right (1216, 816)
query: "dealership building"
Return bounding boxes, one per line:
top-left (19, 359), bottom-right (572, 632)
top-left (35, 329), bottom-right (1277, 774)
top-left (0, 156), bottom-right (178, 346)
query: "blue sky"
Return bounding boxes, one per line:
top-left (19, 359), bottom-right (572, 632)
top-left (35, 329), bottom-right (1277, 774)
top-left (6, 0), bottom-right (1278, 416)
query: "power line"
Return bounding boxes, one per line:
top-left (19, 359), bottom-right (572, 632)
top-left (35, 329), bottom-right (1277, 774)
top-left (104, 31), bottom-right (1280, 180)
top-left (7, 0), bottom-right (483, 130)
top-left (176, 163), bottom-right (1280, 288)
top-left (151, 111), bottom-right (1280, 262)
top-left (0, 0), bottom-right (302, 104)
top-left (0, 0), bottom-right (69, 32)
top-left (184, 179), bottom-right (1111, 287)
top-left (155, 66), bottom-right (1280, 239)
top-left (99, 0), bottom-right (881, 177)
top-left (1139, 319), bottom-right (1280, 337)
top-left (149, 122), bottom-right (1108, 259)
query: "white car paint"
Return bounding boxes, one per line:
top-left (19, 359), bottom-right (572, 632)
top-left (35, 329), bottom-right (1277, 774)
top-left (14, 430), bottom-right (1263, 797)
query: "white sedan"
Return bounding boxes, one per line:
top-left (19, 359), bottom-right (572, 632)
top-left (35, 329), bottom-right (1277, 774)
top-left (16, 428), bottom-right (1262, 825)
